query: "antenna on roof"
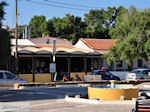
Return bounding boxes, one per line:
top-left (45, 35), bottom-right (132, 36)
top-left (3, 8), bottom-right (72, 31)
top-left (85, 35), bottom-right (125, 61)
top-left (47, 39), bottom-right (50, 44)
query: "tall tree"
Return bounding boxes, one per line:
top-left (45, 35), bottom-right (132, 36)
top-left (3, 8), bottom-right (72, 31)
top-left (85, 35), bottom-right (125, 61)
top-left (29, 15), bottom-right (48, 38)
top-left (47, 14), bottom-right (86, 44)
top-left (46, 18), bottom-right (56, 37)
top-left (106, 6), bottom-right (150, 66)
top-left (84, 6), bottom-right (127, 39)
top-left (0, 1), bottom-right (11, 69)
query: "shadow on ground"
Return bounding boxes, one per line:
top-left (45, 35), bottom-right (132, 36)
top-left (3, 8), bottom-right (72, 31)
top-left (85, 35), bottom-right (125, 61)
top-left (0, 87), bottom-right (87, 102)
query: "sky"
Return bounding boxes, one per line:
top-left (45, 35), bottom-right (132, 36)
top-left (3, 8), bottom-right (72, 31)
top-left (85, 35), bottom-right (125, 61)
top-left (1, 0), bottom-right (150, 28)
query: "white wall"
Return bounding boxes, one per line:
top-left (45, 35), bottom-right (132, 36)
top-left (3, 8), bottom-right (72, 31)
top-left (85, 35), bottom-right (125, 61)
top-left (74, 40), bottom-right (91, 51)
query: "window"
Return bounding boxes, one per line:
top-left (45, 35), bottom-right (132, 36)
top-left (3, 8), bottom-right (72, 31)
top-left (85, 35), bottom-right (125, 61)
top-left (105, 71), bottom-right (113, 76)
top-left (5, 72), bottom-right (15, 79)
top-left (116, 61), bottom-right (122, 67)
top-left (131, 70), bottom-right (140, 73)
top-left (0, 73), bottom-right (3, 79)
top-left (138, 59), bottom-right (143, 68)
top-left (143, 70), bottom-right (149, 74)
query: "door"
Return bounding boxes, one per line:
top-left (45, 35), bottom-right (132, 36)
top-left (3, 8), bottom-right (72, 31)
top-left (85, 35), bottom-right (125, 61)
top-left (103, 71), bottom-right (113, 80)
top-left (0, 72), bottom-right (6, 85)
top-left (142, 70), bottom-right (149, 79)
top-left (4, 72), bottom-right (17, 85)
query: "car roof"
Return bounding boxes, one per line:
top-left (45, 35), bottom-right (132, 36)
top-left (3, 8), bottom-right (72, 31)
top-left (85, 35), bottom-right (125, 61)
top-left (132, 68), bottom-right (149, 71)
top-left (92, 70), bottom-right (106, 72)
top-left (0, 70), bottom-right (12, 73)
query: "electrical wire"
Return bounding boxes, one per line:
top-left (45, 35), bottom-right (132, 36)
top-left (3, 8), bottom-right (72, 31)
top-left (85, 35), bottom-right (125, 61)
top-left (25, 0), bottom-right (91, 11)
top-left (44, 0), bottom-right (105, 9)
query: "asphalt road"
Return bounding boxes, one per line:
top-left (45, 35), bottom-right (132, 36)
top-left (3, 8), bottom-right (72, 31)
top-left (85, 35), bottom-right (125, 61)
top-left (0, 87), bottom-right (137, 112)
top-left (0, 87), bottom-right (87, 102)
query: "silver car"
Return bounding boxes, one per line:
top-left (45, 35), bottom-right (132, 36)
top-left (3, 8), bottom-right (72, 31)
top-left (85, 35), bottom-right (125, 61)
top-left (0, 70), bottom-right (26, 85)
top-left (126, 68), bottom-right (150, 80)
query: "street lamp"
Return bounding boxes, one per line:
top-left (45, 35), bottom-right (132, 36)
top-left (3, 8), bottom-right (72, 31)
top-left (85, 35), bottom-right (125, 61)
top-left (15, 0), bottom-right (18, 75)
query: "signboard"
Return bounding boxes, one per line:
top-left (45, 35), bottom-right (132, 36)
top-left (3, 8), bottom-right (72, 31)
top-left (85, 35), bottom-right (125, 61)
top-left (50, 63), bottom-right (56, 73)
top-left (84, 75), bottom-right (102, 82)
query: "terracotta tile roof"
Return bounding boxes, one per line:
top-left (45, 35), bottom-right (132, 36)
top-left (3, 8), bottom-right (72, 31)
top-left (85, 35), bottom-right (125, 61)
top-left (80, 38), bottom-right (116, 50)
top-left (29, 36), bottom-right (72, 46)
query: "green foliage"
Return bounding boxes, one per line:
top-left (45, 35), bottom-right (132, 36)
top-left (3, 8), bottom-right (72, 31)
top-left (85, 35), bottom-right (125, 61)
top-left (84, 6), bottom-right (127, 39)
top-left (29, 6), bottom-right (127, 44)
top-left (107, 6), bottom-right (150, 66)
top-left (0, 1), bottom-right (7, 28)
top-left (46, 14), bottom-right (86, 44)
top-left (29, 15), bottom-right (48, 38)
top-left (0, 29), bottom-right (11, 67)
top-left (0, 1), bottom-right (11, 68)
top-left (17, 25), bottom-right (25, 35)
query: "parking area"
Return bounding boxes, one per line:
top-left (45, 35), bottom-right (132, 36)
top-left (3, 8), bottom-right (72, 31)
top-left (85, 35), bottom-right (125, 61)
top-left (0, 87), bottom-right (136, 112)
top-left (0, 84), bottom-right (150, 112)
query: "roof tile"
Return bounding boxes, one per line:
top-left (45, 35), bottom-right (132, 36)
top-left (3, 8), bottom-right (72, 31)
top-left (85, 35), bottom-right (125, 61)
top-left (80, 38), bottom-right (116, 50)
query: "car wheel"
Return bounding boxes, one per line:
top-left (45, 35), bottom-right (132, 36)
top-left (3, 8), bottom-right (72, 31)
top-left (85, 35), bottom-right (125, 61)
top-left (140, 77), bottom-right (144, 79)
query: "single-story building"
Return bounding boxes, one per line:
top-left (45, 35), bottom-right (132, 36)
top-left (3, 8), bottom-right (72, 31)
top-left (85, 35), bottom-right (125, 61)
top-left (9, 36), bottom-right (148, 82)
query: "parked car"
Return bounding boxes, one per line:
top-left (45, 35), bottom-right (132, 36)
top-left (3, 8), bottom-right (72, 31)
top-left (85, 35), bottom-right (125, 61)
top-left (90, 70), bottom-right (121, 81)
top-left (0, 70), bottom-right (26, 85)
top-left (126, 68), bottom-right (150, 80)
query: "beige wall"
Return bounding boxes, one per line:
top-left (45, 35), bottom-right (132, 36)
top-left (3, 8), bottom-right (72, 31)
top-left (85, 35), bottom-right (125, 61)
top-left (18, 73), bottom-right (51, 82)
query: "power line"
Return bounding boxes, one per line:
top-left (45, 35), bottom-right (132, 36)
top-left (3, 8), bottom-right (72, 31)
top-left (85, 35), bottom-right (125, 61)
top-left (25, 0), bottom-right (90, 11)
top-left (44, 0), bottom-right (105, 9)
top-left (25, 0), bottom-right (146, 12)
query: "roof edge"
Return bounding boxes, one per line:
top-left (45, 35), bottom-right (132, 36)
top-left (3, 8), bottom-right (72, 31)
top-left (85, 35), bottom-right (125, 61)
top-left (79, 38), bottom-right (93, 49)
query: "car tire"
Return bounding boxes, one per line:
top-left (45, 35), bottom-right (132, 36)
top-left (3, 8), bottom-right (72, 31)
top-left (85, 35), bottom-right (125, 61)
top-left (140, 77), bottom-right (144, 79)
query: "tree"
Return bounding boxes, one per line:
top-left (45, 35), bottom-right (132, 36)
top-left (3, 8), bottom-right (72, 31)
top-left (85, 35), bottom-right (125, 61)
top-left (47, 14), bottom-right (86, 44)
top-left (29, 15), bottom-right (48, 38)
top-left (46, 18), bottom-right (56, 37)
top-left (106, 6), bottom-right (150, 66)
top-left (84, 6), bottom-right (127, 39)
top-left (0, 1), bottom-right (11, 69)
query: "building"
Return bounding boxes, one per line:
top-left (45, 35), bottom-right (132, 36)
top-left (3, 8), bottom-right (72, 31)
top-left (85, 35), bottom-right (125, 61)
top-left (75, 38), bottom-right (147, 71)
top-left (10, 36), bottom-right (148, 82)
top-left (23, 25), bottom-right (31, 39)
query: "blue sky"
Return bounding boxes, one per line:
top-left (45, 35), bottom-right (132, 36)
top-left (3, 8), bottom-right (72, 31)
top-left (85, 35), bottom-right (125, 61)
top-left (2, 0), bottom-right (150, 28)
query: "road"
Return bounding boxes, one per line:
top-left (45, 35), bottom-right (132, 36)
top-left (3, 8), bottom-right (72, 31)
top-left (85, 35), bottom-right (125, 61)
top-left (0, 86), bottom-right (137, 112)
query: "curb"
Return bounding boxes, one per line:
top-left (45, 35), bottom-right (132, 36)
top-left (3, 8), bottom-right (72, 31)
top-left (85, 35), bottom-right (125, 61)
top-left (65, 96), bottom-right (135, 105)
top-left (16, 86), bottom-right (48, 90)
top-left (144, 85), bottom-right (150, 88)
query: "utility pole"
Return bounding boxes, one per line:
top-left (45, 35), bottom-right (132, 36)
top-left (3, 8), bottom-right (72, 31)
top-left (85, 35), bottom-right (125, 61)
top-left (15, 0), bottom-right (18, 75)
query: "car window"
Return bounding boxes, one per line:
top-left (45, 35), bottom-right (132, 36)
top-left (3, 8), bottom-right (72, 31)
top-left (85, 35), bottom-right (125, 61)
top-left (105, 71), bottom-right (112, 76)
top-left (93, 72), bottom-right (99, 75)
top-left (142, 70), bottom-right (149, 74)
top-left (131, 70), bottom-right (140, 73)
top-left (0, 72), bottom-right (3, 79)
top-left (5, 72), bottom-right (15, 79)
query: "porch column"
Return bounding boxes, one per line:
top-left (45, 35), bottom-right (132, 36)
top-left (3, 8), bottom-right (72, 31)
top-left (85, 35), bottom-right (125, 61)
top-left (84, 57), bottom-right (87, 75)
top-left (68, 55), bottom-right (71, 78)
top-left (32, 56), bottom-right (36, 82)
top-left (98, 57), bottom-right (101, 69)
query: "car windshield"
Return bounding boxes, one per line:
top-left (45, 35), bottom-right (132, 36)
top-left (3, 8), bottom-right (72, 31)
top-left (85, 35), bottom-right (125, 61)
top-left (105, 71), bottom-right (113, 76)
top-left (131, 70), bottom-right (141, 73)
top-left (142, 70), bottom-right (150, 74)
top-left (90, 71), bottom-right (104, 75)
top-left (91, 71), bottom-right (113, 76)
top-left (0, 72), bottom-right (3, 79)
top-left (5, 72), bottom-right (16, 79)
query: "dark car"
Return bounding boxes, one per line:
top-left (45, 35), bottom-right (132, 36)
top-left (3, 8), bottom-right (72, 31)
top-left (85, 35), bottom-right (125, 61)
top-left (90, 70), bottom-right (120, 81)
